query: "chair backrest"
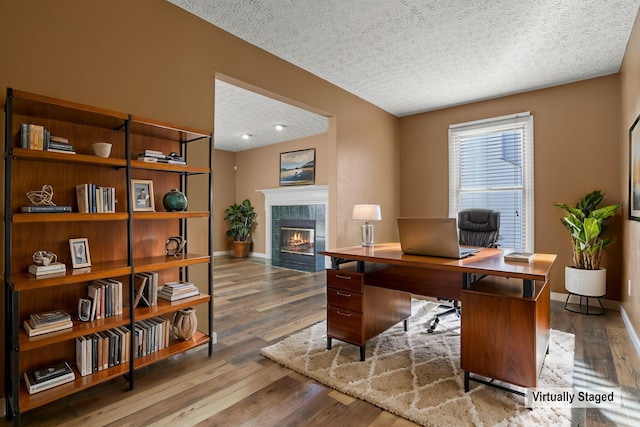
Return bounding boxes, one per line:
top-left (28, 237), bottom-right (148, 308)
top-left (457, 209), bottom-right (500, 248)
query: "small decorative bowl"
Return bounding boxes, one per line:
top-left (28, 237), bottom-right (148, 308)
top-left (92, 142), bottom-right (112, 158)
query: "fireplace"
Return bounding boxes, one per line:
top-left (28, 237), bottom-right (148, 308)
top-left (278, 219), bottom-right (316, 267)
top-left (259, 185), bottom-right (329, 272)
top-left (280, 225), bottom-right (315, 256)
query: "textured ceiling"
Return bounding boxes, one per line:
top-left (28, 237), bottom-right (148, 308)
top-left (170, 0), bottom-right (640, 150)
top-left (214, 80), bottom-right (328, 152)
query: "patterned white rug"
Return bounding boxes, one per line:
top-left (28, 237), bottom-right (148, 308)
top-left (261, 299), bottom-right (575, 426)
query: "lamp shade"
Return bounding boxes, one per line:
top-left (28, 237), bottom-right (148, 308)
top-left (352, 204), bottom-right (382, 221)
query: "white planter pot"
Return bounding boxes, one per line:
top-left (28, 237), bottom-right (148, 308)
top-left (565, 266), bottom-right (606, 297)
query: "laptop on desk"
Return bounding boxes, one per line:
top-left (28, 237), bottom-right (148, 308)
top-left (397, 217), bottom-right (480, 259)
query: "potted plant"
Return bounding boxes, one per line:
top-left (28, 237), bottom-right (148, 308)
top-left (224, 198), bottom-right (257, 257)
top-left (554, 190), bottom-right (621, 312)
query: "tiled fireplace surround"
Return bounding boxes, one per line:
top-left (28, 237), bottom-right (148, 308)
top-left (258, 186), bottom-right (329, 272)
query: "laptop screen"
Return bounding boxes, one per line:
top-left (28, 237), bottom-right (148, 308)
top-left (397, 217), bottom-right (478, 259)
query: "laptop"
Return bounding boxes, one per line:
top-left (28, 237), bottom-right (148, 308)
top-left (397, 217), bottom-right (480, 259)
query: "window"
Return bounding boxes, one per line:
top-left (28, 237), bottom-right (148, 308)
top-left (448, 113), bottom-right (534, 251)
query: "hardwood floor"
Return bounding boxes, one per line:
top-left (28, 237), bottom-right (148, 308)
top-left (3, 256), bottom-right (640, 426)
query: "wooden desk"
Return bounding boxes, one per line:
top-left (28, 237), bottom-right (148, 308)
top-left (320, 243), bottom-right (557, 391)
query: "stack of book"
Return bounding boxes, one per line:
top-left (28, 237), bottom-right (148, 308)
top-left (24, 361), bottom-right (76, 394)
top-left (23, 309), bottom-right (73, 337)
top-left (46, 135), bottom-right (76, 154)
top-left (28, 262), bottom-right (67, 277)
top-left (158, 282), bottom-right (200, 301)
top-left (137, 149), bottom-right (186, 165)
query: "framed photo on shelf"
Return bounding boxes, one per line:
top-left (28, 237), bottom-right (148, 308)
top-left (131, 179), bottom-right (155, 212)
top-left (630, 115), bottom-right (640, 221)
top-left (279, 148), bottom-right (315, 186)
top-left (69, 238), bottom-right (91, 268)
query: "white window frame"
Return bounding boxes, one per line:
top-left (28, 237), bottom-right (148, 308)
top-left (448, 112), bottom-right (534, 252)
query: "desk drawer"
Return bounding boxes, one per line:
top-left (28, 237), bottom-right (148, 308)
top-left (327, 307), bottom-right (363, 345)
top-left (327, 269), bottom-right (363, 292)
top-left (327, 287), bottom-right (362, 312)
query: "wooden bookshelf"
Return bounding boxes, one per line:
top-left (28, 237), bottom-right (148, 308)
top-left (3, 88), bottom-right (213, 424)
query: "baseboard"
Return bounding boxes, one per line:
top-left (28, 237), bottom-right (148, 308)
top-left (620, 305), bottom-right (640, 359)
top-left (550, 291), bottom-right (619, 311)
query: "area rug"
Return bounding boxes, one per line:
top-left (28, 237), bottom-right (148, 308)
top-left (261, 299), bottom-right (575, 426)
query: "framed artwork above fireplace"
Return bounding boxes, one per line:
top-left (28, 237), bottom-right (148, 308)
top-left (280, 148), bottom-right (315, 186)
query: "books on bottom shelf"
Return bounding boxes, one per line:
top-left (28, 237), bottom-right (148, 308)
top-left (75, 316), bottom-right (171, 375)
top-left (24, 361), bottom-right (75, 394)
top-left (133, 316), bottom-right (171, 359)
top-left (158, 281), bottom-right (200, 301)
top-left (24, 310), bottom-right (73, 337)
top-left (28, 262), bottom-right (67, 276)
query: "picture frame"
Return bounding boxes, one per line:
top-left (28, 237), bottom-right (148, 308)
top-left (69, 238), bottom-right (91, 268)
top-left (131, 179), bottom-right (155, 212)
top-left (630, 115), bottom-right (640, 221)
top-left (280, 148), bottom-right (315, 186)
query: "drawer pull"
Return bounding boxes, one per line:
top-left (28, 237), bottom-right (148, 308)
top-left (335, 274), bottom-right (352, 280)
top-left (336, 291), bottom-right (351, 297)
top-left (336, 310), bottom-right (352, 317)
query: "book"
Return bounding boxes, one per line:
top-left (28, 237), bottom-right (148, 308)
top-left (23, 320), bottom-right (73, 337)
top-left (24, 363), bottom-right (75, 394)
top-left (30, 309), bottom-right (71, 327)
top-left (29, 124), bottom-right (45, 150)
top-left (158, 289), bottom-right (200, 301)
top-left (29, 262), bottom-right (67, 275)
top-left (47, 141), bottom-right (74, 151)
top-left (138, 149), bottom-right (165, 158)
top-left (504, 252), bottom-right (535, 262)
top-left (76, 336), bottom-right (90, 376)
top-left (47, 148), bottom-right (76, 155)
top-left (32, 361), bottom-right (73, 383)
top-left (50, 135), bottom-right (69, 144)
top-left (76, 184), bottom-right (89, 213)
top-left (21, 206), bottom-right (72, 213)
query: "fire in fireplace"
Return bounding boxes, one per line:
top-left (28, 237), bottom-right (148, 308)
top-left (280, 226), bottom-right (315, 256)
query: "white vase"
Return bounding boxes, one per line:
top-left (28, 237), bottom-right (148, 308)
top-left (565, 266), bottom-right (606, 297)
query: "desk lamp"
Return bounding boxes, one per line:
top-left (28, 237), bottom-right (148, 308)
top-left (352, 204), bottom-right (381, 247)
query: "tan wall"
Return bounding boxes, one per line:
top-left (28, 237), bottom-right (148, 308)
top-left (212, 149), bottom-right (237, 254)
top-left (620, 13), bottom-right (640, 338)
top-left (399, 75), bottom-right (623, 298)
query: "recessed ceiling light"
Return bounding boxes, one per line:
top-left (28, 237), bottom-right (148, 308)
top-left (274, 124), bottom-right (285, 131)
top-left (241, 133), bottom-right (250, 140)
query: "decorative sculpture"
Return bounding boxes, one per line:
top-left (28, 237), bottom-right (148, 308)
top-left (32, 250), bottom-right (57, 266)
top-left (165, 236), bottom-right (187, 257)
top-left (26, 184), bottom-right (56, 206)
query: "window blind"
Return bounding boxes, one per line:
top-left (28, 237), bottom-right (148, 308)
top-left (448, 113), bottom-right (534, 251)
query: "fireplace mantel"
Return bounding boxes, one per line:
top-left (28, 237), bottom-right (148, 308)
top-left (258, 185), bottom-right (328, 206)
top-left (257, 185), bottom-right (329, 269)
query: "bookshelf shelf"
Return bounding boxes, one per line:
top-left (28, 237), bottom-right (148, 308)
top-left (3, 88), bottom-right (214, 423)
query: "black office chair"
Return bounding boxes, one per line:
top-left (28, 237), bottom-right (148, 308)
top-left (427, 208), bottom-right (500, 333)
